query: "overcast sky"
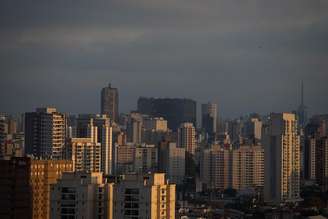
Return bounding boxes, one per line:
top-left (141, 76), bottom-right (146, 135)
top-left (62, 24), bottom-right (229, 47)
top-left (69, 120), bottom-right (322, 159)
top-left (1, 0), bottom-right (327, 118)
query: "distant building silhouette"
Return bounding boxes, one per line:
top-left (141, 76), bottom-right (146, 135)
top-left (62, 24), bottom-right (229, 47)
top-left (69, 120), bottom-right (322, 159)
top-left (137, 97), bottom-right (196, 131)
top-left (101, 83), bottom-right (119, 123)
top-left (201, 102), bottom-right (217, 142)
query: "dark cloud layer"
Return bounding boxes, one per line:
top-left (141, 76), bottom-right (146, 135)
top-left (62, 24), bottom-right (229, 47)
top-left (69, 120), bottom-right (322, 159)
top-left (1, 0), bottom-right (327, 118)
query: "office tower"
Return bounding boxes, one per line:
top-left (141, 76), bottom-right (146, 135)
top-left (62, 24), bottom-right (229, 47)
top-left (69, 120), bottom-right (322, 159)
top-left (66, 138), bottom-right (101, 172)
top-left (297, 81), bottom-right (308, 129)
top-left (126, 112), bottom-right (143, 144)
top-left (25, 107), bottom-right (66, 159)
top-left (101, 83), bottom-right (119, 123)
top-left (50, 172), bottom-right (113, 219)
top-left (137, 97), bottom-right (196, 131)
top-left (264, 113), bottom-right (301, 204)
top-left (76, 114), bottom-right (114, 175)
top-left (201, 102), bottom-right (217, 142)
top-left (115, 143), bottom-right (136, 174)
top-left (30, 160), bottom-right (73, 219)
top-left (134, 144), bottom-right (158, 173)
top-left (232, 145), bottom-right (264, 190)
top-left (178, 122), bottom-right (196, 155)
top-left (0, 157), bottom-right (32, 219)
top-left (158, 142), bottom-right (185, 185)
top-left (200, 145), bottom-right (232, 190)
top-left (112, 173), bottom-right (175, 219)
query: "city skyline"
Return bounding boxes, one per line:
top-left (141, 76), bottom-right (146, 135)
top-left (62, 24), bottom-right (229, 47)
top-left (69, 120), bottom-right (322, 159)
top-left (1, 0), bottom-right (328, 117)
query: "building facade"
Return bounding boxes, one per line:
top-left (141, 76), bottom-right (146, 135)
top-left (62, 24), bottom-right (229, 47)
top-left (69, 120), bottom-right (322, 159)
top-left (25, 107), bottom-right (66, 159)
top-left (232, 145), bottom-right (264, 190)
top-left (50, 172), bottom-right (113, 219)
top-left (30, 160), bottom-right (73, 219)
top-left (112, 173), bottom-right (176, 219)
top-left (0, 157), bottom-right (32, 219)
top-left (264, 113), bottom-right (301, 204)
top-left (101, 83), bottom-right (119, 123)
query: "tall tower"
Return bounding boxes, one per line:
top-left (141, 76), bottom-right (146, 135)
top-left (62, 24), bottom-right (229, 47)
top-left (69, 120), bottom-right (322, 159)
top-left (101, 83), bottom-right (119, 123)
top-left (25, 107), bottom-right (66, 159)
top-left (178, 122), bottom-right (196, 155)
top-left (264, 113), bottom-right (301, 204)
top-left (201, 102), bottom-right (218, 142)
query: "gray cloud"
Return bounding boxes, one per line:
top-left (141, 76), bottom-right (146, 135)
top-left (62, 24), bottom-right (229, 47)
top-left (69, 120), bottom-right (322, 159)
top-left (0, 0), bottom-right (327, 118)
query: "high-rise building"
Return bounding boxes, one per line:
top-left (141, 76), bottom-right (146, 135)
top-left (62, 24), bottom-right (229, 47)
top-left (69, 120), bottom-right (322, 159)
top-left (242, 117), bottom-right (262, 144)
top-left (134, 144), bottom-right (158, 174)
top-left (101, 83), bottom-right (119, 123)
top-left (232, 145), bottom-right (264, 190)
top-left (50, 172), bottom-right (113, 219)
top-left (304, 117), bottom-right (328, 190)
top-left (30, 160), bottom-right (73, 219)
top-left (0, 157), bottom-right (32, 219)
top-left (200, 145), bottom-right (232, 190)
top-left (158, 142), bottom-right (185, 185)
top-left (178, 122), bottom-right (196, 155)
top-left (126, 112), bottom-right (143, 144)
top-left (263, 113), bottom-right (301, 204)
top-left (115, 143), bottom-right (136, 174)
top-left (75, 114), bottom-right (114, 175)
top-left (137, 97), bottom-right (196, 131)
top-left (142, 117), bottom-right (170, 145)
top-left (66, 138), bottom-right (101, 172)
top-left (25, 107), bottom-right (66, 159)
top-left (201, 102), bottom-right (217, 142)
top-left (112, 173), bottom-right (176, 219)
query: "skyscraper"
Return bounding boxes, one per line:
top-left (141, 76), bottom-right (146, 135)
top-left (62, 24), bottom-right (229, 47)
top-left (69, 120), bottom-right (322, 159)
top-left (101, 83), bottom-right (119, 123)
top-left (178, 122), bottom-right (196, 155)
top-left (75, 114), bottom-right (114, 175)
top-left (137, 97), bottom-right (196, 131)
top-left (66, 137), bottom-right (101, 172)
top-left (25, 107), bottom-right (66, 159)
top-left (264, 113), bottom-right (301, 204)
top-left (201, 102), bottom-right (217, 142)
top-left (232, 145), bottom-right (264, 190)
top-left (200, 144), bottom-right (232, 191)
top-left (158, 142), bottom-right (186, 185)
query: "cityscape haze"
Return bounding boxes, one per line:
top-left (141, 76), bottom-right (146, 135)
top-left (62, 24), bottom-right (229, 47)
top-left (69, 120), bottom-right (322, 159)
top-left (1, 0), bottom-right (328, 219)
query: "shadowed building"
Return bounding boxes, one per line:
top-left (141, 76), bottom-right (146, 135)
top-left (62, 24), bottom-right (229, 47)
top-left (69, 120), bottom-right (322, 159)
top-left (101, 83), bottom-right (119, 123)
top-left (25, 107), bottom-right (66, 159)
top-left (137, 97), bottom-right (196, 131)
top-left (0, 157), bottom-right (32, 219)
top-left (263, 113), bottom-right (301, 204)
